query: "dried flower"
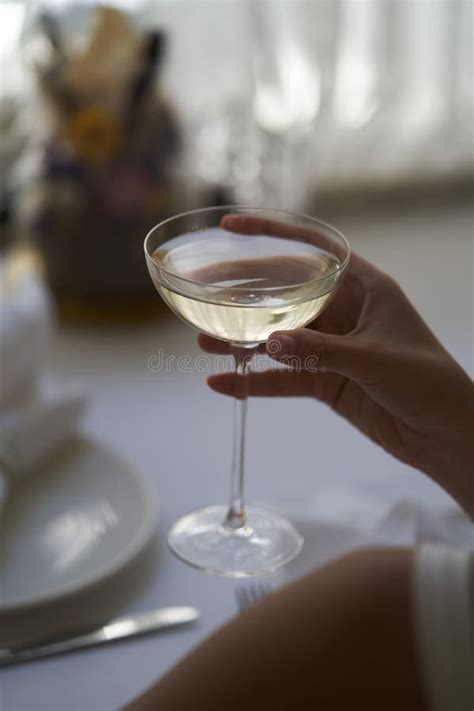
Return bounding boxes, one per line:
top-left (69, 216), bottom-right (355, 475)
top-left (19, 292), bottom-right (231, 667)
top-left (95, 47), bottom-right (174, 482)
top-left (65, 107), bottom-right (122, 163)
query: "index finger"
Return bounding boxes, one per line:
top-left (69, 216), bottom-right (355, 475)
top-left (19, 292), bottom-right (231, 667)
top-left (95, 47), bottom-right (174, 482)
top-left (220, 214), bottom-right (381, 288)
top-left (221, 213), bottom-right (346, 262)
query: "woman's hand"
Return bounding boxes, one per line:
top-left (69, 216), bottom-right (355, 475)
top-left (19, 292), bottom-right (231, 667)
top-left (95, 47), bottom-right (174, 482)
top-left (200, 215), bottom-right (473, 516)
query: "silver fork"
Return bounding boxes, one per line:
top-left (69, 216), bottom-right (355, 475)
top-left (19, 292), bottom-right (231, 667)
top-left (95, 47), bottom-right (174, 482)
top-left (234, 581), bottom-right (273, 613)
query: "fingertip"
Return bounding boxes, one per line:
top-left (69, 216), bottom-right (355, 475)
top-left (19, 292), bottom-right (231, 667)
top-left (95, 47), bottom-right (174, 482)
top-left (207, 374), bottom-right (235, 396)
top-left (266, 332), bottom-right (297, 357)
top-left (220, 214), bottom-right (247, 233)
top-left (220, 214), bottom-right (261, 235)
top-left (220, 214), bottom-right (240, 228)
top-left (197, 332), bottom-right (211, 349)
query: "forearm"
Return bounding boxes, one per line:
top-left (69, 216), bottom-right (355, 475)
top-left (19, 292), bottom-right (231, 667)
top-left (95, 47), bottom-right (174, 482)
top-left (427, 426), bottom-right (474, 519)
top-left (423, 364), bottom-right (474, 518)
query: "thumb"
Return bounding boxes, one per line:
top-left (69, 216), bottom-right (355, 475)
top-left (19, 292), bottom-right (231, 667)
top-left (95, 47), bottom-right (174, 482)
top-left (267, 329), bottom-right (373, 382)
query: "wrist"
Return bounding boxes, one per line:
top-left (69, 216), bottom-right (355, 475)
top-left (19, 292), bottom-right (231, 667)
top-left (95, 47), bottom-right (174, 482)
top-left (426, 424), bottom-right (474, 518)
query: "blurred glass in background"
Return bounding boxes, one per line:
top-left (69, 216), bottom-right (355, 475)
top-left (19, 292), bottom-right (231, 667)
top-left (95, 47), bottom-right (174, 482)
top-left (0, 0), bottom-right (472, 316)
top-left (141, 0), bottom-right (473, 206)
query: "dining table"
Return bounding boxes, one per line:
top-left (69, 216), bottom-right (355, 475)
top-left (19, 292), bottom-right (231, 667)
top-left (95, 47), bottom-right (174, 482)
top-left (0, 197), bottom-right (472, 711)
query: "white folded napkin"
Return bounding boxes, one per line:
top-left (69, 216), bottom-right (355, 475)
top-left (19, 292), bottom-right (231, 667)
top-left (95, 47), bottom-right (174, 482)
top-left (0, 256), bottom-right (52, 408)
top-left (281, 493), bottom-right (473, 584)
top-left (359, 498), bottom-right (474, 549)
top-left (0, 379), bottom-right (87, 473)
top-left (0, 255), bottom-right (87, 514)
top-left (0, 379), bottom-right (87, 513)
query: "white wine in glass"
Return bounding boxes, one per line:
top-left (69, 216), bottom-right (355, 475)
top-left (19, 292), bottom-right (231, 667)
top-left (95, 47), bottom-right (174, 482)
top-left (144, 207), bottom-right (350, 576)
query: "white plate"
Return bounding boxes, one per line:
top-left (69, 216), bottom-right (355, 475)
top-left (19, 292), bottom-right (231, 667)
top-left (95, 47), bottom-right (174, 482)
top-left (0, 437), bottom-right (157, 613)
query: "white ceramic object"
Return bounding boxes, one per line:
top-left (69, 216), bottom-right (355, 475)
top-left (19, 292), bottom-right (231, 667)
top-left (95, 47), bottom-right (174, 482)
top-left (0, 437), bottom-right (157, 613)
top-left (0, 257), bottom-right (52, 408)
top-left (0, 378), bottom-right (87, 474)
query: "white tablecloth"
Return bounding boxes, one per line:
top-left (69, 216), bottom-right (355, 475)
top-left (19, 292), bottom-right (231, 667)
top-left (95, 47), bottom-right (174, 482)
top-left (1, 201), bottom-right (472, 711)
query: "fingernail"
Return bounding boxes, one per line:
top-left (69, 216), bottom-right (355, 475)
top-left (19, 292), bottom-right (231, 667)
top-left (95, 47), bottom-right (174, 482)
top-left (267, 333), bottom-right (296, 356)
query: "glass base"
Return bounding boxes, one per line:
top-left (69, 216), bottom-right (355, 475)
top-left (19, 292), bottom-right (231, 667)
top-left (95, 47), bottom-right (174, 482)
top-left (168, 505), bottom-right (304, 577)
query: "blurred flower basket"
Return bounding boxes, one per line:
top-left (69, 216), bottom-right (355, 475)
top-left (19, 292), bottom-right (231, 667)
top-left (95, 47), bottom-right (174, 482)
top-left (21, 6), bottom-right (182, 321)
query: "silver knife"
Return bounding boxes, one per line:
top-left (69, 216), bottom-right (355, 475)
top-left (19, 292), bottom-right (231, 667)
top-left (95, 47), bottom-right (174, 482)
top-left (0, 606), bottom-right (199, 668)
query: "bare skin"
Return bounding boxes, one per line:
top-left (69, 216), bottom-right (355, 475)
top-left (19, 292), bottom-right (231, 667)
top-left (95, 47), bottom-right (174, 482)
top-left (123, 548), bottom-right (426, 711)
top-left (123, 215), bottom-right (472, 710)
top-left (201, 215), bottom-right (474, 517)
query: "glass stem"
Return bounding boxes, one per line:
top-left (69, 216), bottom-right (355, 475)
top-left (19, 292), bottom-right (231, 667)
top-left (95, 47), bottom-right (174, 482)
top-left (223, 346), bottom-right (256, 530)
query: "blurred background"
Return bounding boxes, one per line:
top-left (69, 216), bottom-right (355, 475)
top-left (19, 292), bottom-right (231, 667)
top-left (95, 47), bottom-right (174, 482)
top-left (0, 0), bottom-right (472, 313)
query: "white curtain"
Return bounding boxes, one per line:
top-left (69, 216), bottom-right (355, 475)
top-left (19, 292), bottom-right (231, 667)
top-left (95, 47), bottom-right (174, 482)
top-left (2, 0), bottom-right (473, 208)
top-left (146, 0), bottom-right (473, 206)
